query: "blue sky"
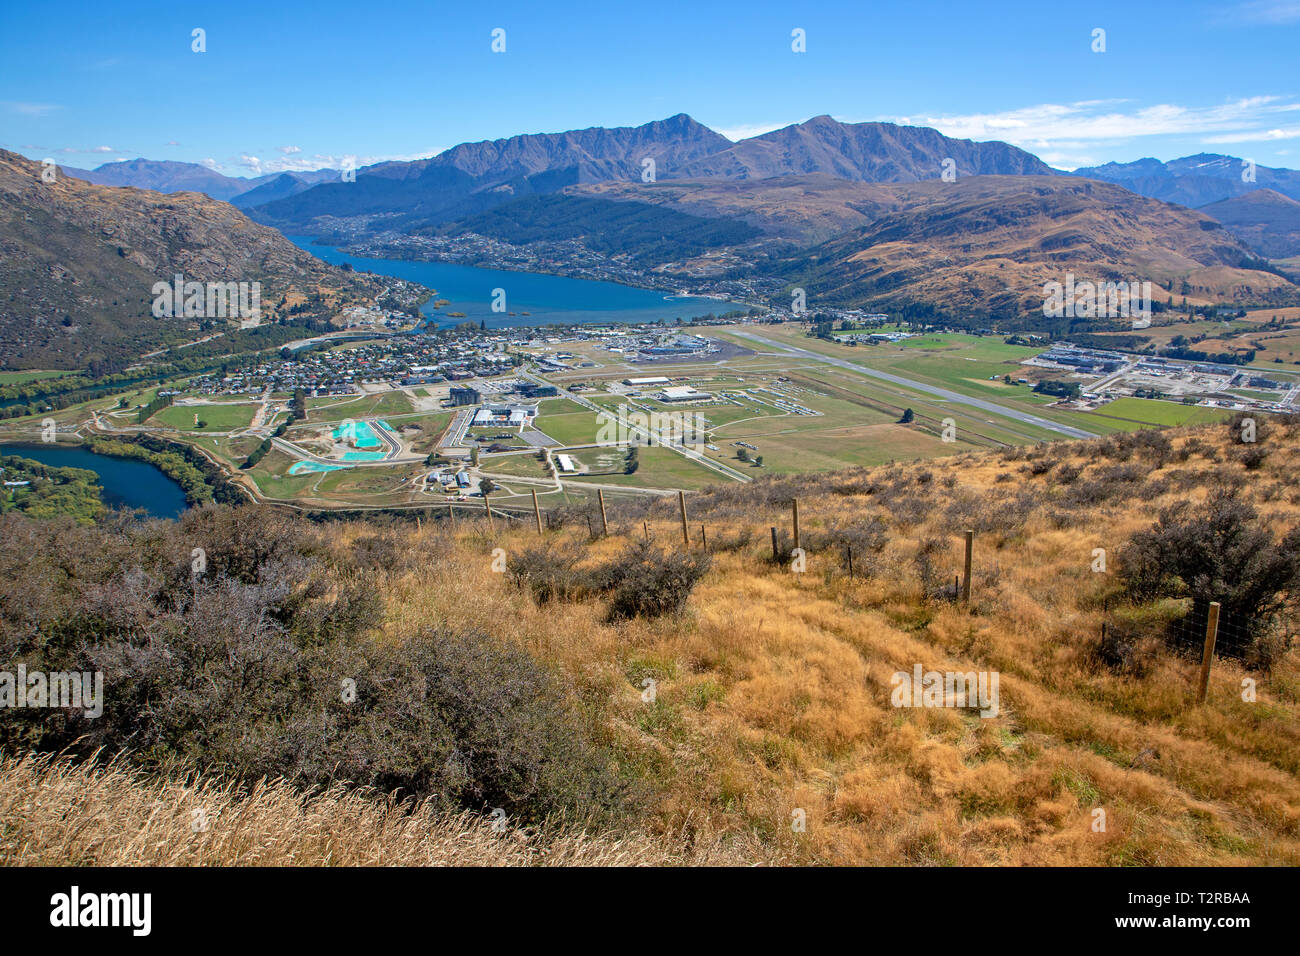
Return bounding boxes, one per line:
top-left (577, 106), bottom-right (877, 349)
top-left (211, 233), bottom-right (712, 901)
top-left (2, 0), bottom-right (1298, 176)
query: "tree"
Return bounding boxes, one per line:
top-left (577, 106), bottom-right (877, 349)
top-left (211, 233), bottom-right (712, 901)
top-left (479, 478), bottom-right (496, 496)
top-left (899, 408), bottom-right (915, 424)
top-left (737, 447), bottom-right (750, 462)
top-left (754, 455), bottom-right (764, 467)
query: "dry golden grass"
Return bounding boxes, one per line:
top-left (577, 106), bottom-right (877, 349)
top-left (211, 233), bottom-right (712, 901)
top-left (366, 420), bottom-right (1300, 865)
top-left (5, 419), bottom-right (1299, 866)
top-left (0, 753), bottom-right (760, 866)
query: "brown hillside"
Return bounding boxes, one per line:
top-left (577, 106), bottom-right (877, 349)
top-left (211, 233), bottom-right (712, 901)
top-left (0, 149), bottom-right (380, 368)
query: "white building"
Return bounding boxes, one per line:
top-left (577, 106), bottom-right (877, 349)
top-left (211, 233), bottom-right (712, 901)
top-left (659, 385), bottom-right (712, 402)
top-left (624, 376), bottom-right (671, 387)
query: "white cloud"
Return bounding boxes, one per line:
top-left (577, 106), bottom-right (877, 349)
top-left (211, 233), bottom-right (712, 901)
top-left (222, 148), bottom-right (442, 176)
top-left (1, 101), bottom-right (61, 117)
top-left (1232, 0), bottom-right (1300, 23)
top-left (1203, 126), bottom-right (1300, 144)
top-left (878, 96), bottom-right (1300, 167)
top-left (712, 121), bottom-right (792, 142)
top-left (54, 145), bottom-right (118, 155)
top-left (278, 145), bottom-right (302, 155)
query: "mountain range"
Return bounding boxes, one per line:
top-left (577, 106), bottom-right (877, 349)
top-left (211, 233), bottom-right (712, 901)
top-left (1073, 154), bottom-right (1300, 207)
top-left (248, 114), bottom-right (1059, 235)
top-left (54, 116), bottom-right (1300, 265)
top-left (9, 114), bottom-right (1300, 370)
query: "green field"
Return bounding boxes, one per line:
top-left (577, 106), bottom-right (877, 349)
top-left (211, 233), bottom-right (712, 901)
top-left (533, 409), bottom-right (605, 445)
top-left (305, 391), bottom-right (414, 423)
top-left (0, 370), bottom-right (69, 386)
top-left (152, 402), bottom-right (258, 432)
top-left (481, 452), bottom-right (552, 479)
top-left (1082, 397), bottom-right (1233, 428)
top-left (567, 446), bottom-right (722, 490)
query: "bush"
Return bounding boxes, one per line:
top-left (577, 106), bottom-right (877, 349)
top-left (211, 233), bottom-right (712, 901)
top-left (1227, 411), bottom-right (1268, 445)
top-left (1118, 488), bottom-right (1300, 664)
top-left (0, 506), bottom-right (626, 821)
top-left (595, 541), bottom-right (711, 622)
top-left (507, 543), bottom-right (590, 603)
top-left (1092, 621), bottom-right (1157, 678)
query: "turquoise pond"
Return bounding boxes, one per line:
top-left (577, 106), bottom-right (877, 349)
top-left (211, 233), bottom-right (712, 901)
top-left (333, 420), bottom-right (380, 448)
top-left (288, 461), bottom-right (348, 476)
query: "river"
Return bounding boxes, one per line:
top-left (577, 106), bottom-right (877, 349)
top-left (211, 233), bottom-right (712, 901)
top-left (1, 443), bottom-right (188, 520)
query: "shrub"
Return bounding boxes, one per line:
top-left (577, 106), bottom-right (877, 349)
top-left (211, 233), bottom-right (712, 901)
top-left (594, 541), bottom-right (711, 622)
top-left (507, 543), bottom-right (590, 603)
top-left (1227, 411), bottom-right (1267, 445)
top-left (1239, 445), bottom-right (1268, 470)
top-left (0, 506), bottom-right (625, 821)
top-left (1091, 621), bottom-right (1157, 678)
top-left (1118, 488), bottom-right (1300, 664)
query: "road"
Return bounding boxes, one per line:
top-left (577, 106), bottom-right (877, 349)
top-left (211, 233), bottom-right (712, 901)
top-left (730, 330), bottom-right (1099, 440)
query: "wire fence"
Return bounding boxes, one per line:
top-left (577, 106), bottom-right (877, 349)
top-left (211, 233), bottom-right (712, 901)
top-left (1102, 596), bottom-right (1261, 663)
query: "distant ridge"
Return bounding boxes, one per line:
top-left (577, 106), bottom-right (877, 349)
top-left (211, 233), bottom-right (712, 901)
top-left (1073, 153), bottom-right (1300, 207)
top-left (1200, 189), bottom-right (1300, 259)
top-left (59, 158), bottom-right (339, 207)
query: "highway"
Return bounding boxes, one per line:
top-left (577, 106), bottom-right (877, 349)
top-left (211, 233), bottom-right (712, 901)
top-left (730, 330), bottom-right (1099, 440)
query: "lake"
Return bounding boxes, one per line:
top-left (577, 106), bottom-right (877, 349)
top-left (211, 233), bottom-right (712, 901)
top-left (288, 237), bottom-right (732, 330)
top-left (1, 443), bottom-right (188, 520)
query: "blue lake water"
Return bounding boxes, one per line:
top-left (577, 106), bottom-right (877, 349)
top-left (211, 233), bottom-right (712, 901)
top-left (288, 236), bottom-right (732, 330)
top-left (1, 443), bottom-right (188, 519)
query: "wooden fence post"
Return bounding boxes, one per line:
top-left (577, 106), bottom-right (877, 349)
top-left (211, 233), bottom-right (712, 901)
top-left (678, 491), bottom-right (689, 547)
top-left (483, 491), bottom-right (494, 533)
top-left (771, 526), bottom-right (779, 562)
top-left (961, 530), bottom-right (974, 604)
top-left (643, 520), bottom-right (650, 541)
top-left (700, 524), bottom-right (707, 552)
top-left (531, 488), bottom-right (543, 534)
top-left (846, 545), bottom-right (853, 579)
top-left (792, 498), bottom-right (801, 552)
top-left (598, 489), bottom-right (609, 537)
top-left (1196, 601), bottom-right (1221, 705)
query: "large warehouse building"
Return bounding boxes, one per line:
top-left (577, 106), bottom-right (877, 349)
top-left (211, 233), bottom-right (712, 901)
top-left (659, 385), bottom-right (712, 402)
top-left (472, 405), bottom-right (534, 427)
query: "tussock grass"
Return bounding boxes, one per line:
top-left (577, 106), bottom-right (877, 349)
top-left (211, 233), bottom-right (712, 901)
top-left (0, 753), bottom-right (760, 866)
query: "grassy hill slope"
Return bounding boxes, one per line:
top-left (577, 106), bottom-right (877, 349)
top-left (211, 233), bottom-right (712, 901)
top-left (2, 417), bottom-right (1298, 865)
